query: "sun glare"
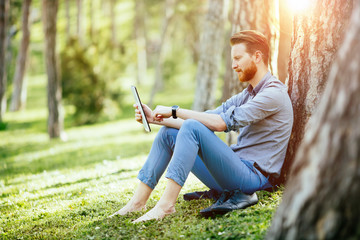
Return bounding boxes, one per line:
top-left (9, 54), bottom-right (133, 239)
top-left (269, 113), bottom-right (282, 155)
top-left (286, 0), bottom-right (312, 13)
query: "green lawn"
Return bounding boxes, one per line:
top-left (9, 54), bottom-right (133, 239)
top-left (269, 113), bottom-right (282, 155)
top-left (0, 75), bottom-right (282, 239)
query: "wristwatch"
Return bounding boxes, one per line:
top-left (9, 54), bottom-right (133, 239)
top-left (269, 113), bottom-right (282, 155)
top-left (172, 105), bottom-right (179, 119)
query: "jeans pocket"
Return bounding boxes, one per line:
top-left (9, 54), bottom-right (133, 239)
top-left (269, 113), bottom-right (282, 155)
top-left (240, 159), bottom-right (258, 174)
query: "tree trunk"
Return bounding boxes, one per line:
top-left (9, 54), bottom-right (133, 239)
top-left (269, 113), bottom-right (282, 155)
top-left (222, 0), bottom-right (249, 104)
top-left (42, 0), bottom-right (64, 139)
top-left (10, 0), bottom-right (31, 111)
top-left (262, 0), bottom-right (279, 77)
top-left (148, 0), bottom-right (177, 107)
top-left (134, 0), bottom-right (147, 86)
top-left (267, 1), bottom-right (360, 238)
top-left (76, 0), bottom-right (83, 45)
top-left (192, 0), bottom-right (225, 111)
top-left (65, 0), bottom-right (71, 42)
top-left (89, 0), bottom-right (94, 40)
top-left (280, 0), bottom-right (353, 182)
top-left (277, 0), bottom-right (292, 83)
top-left (110, 0), bottom-right (117, 47)
top-left (0, 0), bottom-right (9, 122)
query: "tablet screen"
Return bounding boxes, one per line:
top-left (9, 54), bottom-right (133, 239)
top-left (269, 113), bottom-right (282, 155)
top-left (131, 86), bottom-right (151, 132)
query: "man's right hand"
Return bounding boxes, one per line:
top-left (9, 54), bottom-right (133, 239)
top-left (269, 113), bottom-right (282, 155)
top-left (134, 103), bottom-right (158, 124)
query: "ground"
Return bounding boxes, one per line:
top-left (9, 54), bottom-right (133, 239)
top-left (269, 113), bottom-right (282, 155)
top-left (0, 75), bottom-right (282, 239)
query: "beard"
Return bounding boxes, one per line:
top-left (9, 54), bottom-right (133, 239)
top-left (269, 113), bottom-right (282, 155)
top-left (237, 61), bottom-right (257, 82)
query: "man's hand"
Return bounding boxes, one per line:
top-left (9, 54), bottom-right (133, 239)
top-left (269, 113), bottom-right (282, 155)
top-left (134, 103), bottom-right (156, 124)
top-left (152, 105), bottom-right (173, 121)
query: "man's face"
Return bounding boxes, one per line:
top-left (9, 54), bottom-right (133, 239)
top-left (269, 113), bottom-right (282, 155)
top-left (231, 43), bottom-right (257, 83)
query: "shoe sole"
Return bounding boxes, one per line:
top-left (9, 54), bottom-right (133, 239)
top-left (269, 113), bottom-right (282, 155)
top-left (200, 201), bottom-right (258, 218)
top-left (184, 195), bottom-right (219, 201)
top-left (200, 210), bottom-right (227, 218)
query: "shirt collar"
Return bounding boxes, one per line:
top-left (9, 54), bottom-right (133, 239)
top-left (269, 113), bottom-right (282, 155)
top-left (247, 71), bottom-right (272, 96)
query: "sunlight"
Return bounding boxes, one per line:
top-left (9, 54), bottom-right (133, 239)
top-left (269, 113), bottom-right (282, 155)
top-left (286, 0), bottom-right (312, 13)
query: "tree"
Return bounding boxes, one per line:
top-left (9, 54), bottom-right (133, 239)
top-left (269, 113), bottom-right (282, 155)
top-left (88, 0), bottom-right (94, 40)
top-left (0, 0), bottom-right (9, 122)
top-left (42, 0), bottom-right (64, 139)
top-left (76, 0), bottom-right (83, 45)
top-left (10, 0), bottom-right (32, 111)
top-left (192, 0), bottom-right (225, 111)
top-left (277, 0), bottom-right (292, 83)
top-left (110, 0), bottom-right (117, 47)
top-left (65, 0), bottom-right (71, 42)
top-left (148, 0), bottom-right (177, 108)
top-left (280, 0), bottom-right (353, 182)
top-left (267, 1), bottom-right (360, 238)
top-left (134, 0), bottom-right (147, 86)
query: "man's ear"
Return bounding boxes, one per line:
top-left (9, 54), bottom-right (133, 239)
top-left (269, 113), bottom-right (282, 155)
top-left (253, 50), bottom-right (263, 64)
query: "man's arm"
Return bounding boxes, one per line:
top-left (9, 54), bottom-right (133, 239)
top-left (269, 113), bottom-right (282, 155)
top-left (134, 104), bottom-right (184, 129)
top-left (153, 105), bottom-right (227, 132)
top-left (134, 104), bottom-right (226, 131)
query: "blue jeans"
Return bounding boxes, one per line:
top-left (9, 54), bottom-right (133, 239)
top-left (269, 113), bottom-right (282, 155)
top-left (137, 119), bottom-right (272, 194)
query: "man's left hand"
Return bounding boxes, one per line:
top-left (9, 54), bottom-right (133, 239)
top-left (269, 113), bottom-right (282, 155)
top-left (153, 105), bottom-right (172, 121)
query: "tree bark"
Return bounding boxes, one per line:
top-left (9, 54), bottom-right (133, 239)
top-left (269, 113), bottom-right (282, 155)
top-left (10, 0), bottom-right (32, 111)
top-left (277, 0), bottom-right (292, 83)
top-left (267, 1), bottom-right (360, 238)
top-left (280, 0), bottom-right (353, 182)
top-left (42, 0), bottom-right (64, 139)
top-left (192, 0), bottom-right (225, 111)
top-left (262, 0), bottom-right (278, 77)
top-left (0, 0), bottom-right (9, 121)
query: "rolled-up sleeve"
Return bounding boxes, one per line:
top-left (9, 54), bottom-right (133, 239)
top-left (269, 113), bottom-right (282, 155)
top-left (205, 94), bottom-right (241, 132)
top-left (205, 105), bottom-right (223, 115)
top-left (221, 88), bottom-right (283, 132)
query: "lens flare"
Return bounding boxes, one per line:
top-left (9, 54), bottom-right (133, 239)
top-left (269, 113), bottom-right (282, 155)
top-left (286, 0), bottom-right (312, 13)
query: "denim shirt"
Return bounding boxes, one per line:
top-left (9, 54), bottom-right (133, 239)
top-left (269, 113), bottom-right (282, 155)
top-left (207, 72), bottom-right (293, 177)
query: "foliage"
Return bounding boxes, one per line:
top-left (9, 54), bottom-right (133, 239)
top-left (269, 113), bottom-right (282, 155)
top-left (4, 0), bottom-right (207, 124)
top-left (60, 38), bottom-right (123, 125)
top-left (0, 121), bottom-right (7, 130)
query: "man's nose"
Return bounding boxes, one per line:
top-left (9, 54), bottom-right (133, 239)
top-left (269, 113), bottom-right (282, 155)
top-left (232, 62), bottom-right (238, 69)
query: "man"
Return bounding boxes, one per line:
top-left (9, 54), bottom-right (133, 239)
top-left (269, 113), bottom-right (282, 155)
top-left (110, 30), bottom-right (293, 222)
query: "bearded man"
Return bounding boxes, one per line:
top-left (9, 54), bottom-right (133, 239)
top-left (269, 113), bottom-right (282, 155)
top-left (110, 30), bottom-right (294, 222)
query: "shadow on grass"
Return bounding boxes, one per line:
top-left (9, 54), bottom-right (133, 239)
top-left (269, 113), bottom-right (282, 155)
top-left (0, 140), bottom-right (152, 179)
top-left (4, 118), bottom-right (47, 132)
top-left (0, 167), bottom-right (140, 201)
top-left (45, 168), bottom-right (139, 190)
top-left (0, 141), bottom-right (51, 161)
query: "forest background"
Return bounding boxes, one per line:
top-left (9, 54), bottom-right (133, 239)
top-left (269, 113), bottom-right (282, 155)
top-left (1, 0), bottom-right (360, 239)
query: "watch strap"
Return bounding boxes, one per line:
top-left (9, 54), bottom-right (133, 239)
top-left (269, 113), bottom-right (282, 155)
top-left (172, 105), bottom-right (179, 119)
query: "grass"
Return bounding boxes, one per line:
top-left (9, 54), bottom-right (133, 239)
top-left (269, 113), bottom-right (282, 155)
top-left (0, 74), bottom-right (282, 239)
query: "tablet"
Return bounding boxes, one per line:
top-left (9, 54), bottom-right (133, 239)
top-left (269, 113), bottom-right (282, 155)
top-left (131, 86), bottom-right (151, 132)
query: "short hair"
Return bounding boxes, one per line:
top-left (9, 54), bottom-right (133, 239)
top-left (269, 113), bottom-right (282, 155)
top-left (230, 30), bottom-right (269, 65)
